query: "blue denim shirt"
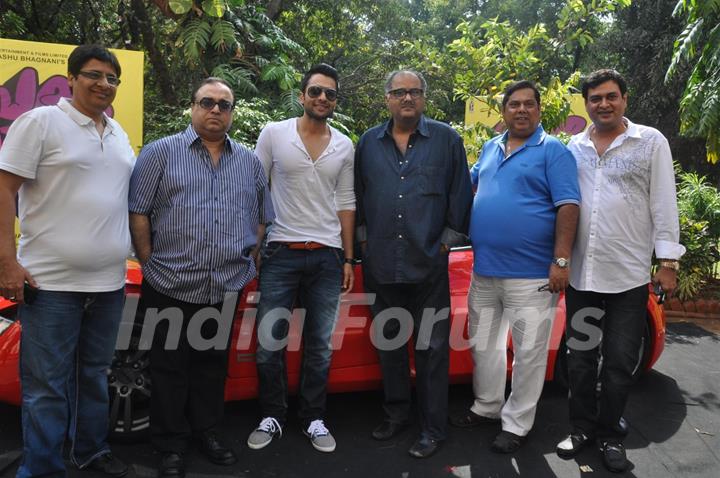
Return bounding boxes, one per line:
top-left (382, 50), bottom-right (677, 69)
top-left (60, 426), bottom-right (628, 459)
top-left (355, 115), bottom-right (473, 284)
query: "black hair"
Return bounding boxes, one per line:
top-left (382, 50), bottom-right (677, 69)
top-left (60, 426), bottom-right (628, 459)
top-left (300, 64), bottom-right (339, 93)
top-left (67, 44), bottom-right (121, 77)
top-left (581, 69), bottom-right (627, 99)
top-left (190, 77), bottom-right (235, 104)
top-left (502, 80), bottom-right (541, 109)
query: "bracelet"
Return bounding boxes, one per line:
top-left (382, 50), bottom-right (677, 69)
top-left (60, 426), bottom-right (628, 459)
top-left (344, 258), bottom-right (357, 265)
top-left (658, 260), bottom-right (679, 271)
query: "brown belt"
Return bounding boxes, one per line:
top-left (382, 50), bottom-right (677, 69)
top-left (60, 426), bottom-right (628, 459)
top-left (278, 241), bottom-right (329, 250)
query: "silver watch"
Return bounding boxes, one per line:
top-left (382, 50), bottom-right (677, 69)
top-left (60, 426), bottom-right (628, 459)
top-left (553, 257), bottom-right (569, 268)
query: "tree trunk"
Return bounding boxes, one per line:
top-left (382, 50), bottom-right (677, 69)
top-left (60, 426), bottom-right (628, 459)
top-left (131, 0), bottom-right (178, 105)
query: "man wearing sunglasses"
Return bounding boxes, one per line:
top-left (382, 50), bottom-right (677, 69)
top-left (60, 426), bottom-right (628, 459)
top-left (247, 64), bottom-right (354, 454)
top-left (354, 70), bottom-right (473, 458)
top-left (129, 77), bottom-right (273, 477)
top-left (0, 45), bottom-right (132, 478)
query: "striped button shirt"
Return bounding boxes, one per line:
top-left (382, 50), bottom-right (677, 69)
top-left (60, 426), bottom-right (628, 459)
top-left (129, 125), bottom-right (274, 304)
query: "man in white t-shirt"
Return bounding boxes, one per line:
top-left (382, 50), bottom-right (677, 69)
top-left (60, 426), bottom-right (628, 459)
top-left (246, 64), bottom-right (355, 454)
top-left (0, 45), bottom-right (134, 478)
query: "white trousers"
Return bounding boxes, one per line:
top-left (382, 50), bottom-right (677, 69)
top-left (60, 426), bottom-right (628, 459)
top-left (468, 274), bottom-right (557, 436)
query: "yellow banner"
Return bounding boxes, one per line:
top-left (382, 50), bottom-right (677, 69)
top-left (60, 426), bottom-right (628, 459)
top-left (465, 94), bottom-right (591, 135)
top-left (0, 38), bottom-right (144, 153)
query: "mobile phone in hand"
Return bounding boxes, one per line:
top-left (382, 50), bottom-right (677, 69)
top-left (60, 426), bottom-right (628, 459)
top-left (23, 283), bottom-right (39, 305)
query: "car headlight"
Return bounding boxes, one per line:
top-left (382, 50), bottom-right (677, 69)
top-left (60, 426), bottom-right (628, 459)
top-left (0, 316), bottom-right (14, 336)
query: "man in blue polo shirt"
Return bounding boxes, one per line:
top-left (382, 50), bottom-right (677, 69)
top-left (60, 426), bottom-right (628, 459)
top-left (451, 80), bottom-right (580, 453)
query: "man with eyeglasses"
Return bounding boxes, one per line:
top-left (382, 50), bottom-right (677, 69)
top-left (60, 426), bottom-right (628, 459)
top-left (129, 77), bottom-right (273, 477)
top-left (0, 44), bottom-right (132, 478)
top-left (451, 80), bottom-right (579, 454)
top-left (354, 70), bottom-right (473, 458)
top-left (246, 64), bottom-right (354, 454)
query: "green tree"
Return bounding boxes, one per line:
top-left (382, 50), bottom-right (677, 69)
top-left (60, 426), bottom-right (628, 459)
top-left (666, 0), bottom-right (720, 163)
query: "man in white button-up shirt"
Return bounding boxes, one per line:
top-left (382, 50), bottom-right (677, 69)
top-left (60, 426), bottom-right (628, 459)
top-left (246, 64), bottom-right (355, 454)
top-left (556, 69), bottom-right (685, 473)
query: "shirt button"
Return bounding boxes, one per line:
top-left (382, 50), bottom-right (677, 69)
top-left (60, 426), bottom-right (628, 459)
top-left (398, 214), bottom-right (402, 218)
top-left (214, 197), bottom-right (218, 201)
top-left (400, 176), bottom-right (405, 180)
top-left (408, 144), bottom-right (413, 148)
top-left (593, 210), bottom-right (597, 213)
top-left (398, 194), bottom-right (403, 198)
top-left (398, 234), bottom-right (403, 238)
top-left (214, 219), bottom-right (219, 224)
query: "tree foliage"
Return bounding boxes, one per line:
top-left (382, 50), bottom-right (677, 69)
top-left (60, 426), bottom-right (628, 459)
top-left (666, 0), bottom-right (720, 163)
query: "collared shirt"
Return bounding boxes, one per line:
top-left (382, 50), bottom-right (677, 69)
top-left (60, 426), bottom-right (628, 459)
top-left (0, 97), bottom-right (135, 291)
top-left (255, 117), bottom-right (355, 248)
top-left (469, 126), bottom-right (580, 278)
top-left (129, 125), bottom-right (274, 304)
top-left (568, 118), bottom-right (685, 293)
top-left (355, 115), bottom-right (473, 284)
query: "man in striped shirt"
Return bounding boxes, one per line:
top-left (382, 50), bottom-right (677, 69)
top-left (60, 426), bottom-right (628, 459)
top-left (246, 64), bottom-right (355, 454)
top-left (129, 77), bottom-right (273, 478)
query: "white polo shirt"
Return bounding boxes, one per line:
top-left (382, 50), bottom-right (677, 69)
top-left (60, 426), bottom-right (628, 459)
top-left (255, 117), bottom-right (355, 248)
top-left (0, 97), bottom-right (135, 291)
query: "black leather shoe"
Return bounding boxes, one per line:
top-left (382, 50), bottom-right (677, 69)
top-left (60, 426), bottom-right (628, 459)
top-left (159, 453), bottom-right (185, 478)
top-left (197, 432), bottom-right (238, 465)
top-left (491, 431), bottom-right (526, 453)
top-left (556, 431), bottom-right (594, 458)
top-left (450, 411), bottom-right (500, 428)
top-left (408, 437), bottom-right (442, 458)
top-left (86, 453), bottom-right (128, 477)
top-left (371, 421), bottom-right (410, 441)
top-left (600, 440), bottom-right (629, 473)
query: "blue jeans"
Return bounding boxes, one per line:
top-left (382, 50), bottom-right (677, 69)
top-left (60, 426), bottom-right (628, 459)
top-left (255, 243), bottom-right (343, 426)
top-left (16, 288), bottom-right (125, 478)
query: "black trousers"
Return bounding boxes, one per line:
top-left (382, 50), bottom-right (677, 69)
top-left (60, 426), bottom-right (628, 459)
top-left (565, 284), bottom-right (648, 442)
top-left (364, 266), bottom-right (451, 441)
top-left (140, 280), bottom-right (231, 453)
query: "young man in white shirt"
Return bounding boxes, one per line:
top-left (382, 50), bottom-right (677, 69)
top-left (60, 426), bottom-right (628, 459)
top-left (556, 69), bottom-right (685, 473)
top-left (246, 64), bottom-right (355, 453)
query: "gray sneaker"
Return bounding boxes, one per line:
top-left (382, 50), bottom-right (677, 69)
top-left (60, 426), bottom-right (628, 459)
top-left (247, 417), bottom-right (282, 450)
top-left (304, 419), bottom-right (336, 453)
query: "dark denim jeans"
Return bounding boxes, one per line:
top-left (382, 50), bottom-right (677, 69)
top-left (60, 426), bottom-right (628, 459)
top-left (364, 266), bottom-right (451, 442)
top-left (16, 288), bottom-right (124, 478)
top-left (565, 284), bottom-right (649, 442)
top-left (255, 243), bottom-right (343, 427)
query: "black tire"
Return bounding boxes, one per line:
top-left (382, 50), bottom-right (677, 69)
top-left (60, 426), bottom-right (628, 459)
top-left (107, 326), bottom-right (151, 442)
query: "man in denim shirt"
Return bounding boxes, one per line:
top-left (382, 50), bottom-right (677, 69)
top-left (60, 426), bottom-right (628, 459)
top-left (355, 70), bottom-right (473, 458)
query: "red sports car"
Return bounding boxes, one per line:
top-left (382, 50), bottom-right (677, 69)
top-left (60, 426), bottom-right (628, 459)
top-left (0, 248), bottom-right (666, 439)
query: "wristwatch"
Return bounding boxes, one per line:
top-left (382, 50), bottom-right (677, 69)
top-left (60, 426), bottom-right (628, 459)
top-left (553, 257), bottom-right (569, 269)
top-left (658, 259), bottom-right (680, 271)
top-left (344, 258), bottom-right (358, 265)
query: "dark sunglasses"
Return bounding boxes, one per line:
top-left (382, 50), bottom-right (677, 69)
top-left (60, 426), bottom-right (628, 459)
top-left (78, 70), bottom-right (121, 86)
top-left (196, 97), bottom-right (234, 112)
top-left (306, 85), bottom-right (338, 101)
top-left (388, 88), bottom-right (424, 99)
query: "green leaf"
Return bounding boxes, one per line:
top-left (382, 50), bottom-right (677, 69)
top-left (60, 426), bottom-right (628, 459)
top-left (180, 18), bottom-right (211, 60)
top-left (210, 19), bottom-right (236, 52)
top-left (168, 0), bottom-right (193, 15)
top-left (202, 0), bottom-right (226, 17)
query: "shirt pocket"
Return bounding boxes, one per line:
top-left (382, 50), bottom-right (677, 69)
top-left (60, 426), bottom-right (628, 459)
top-left (421, 166), bottom-right (444, 195)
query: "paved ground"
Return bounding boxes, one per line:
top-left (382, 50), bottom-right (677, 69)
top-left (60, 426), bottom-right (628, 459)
top-left (0, 321), bottom-right (718, 478)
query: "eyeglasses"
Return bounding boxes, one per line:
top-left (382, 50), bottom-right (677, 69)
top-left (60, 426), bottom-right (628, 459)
top-left (78, 70), bottom-right (121, 87)
top-left (387, 88), bottom-right (424, 99)
top-left (195, 97), bottom-right (234, 112)
top-left (306, 86), bottom-right (338, 101)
